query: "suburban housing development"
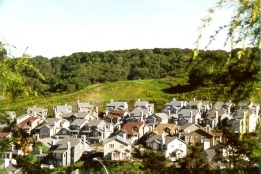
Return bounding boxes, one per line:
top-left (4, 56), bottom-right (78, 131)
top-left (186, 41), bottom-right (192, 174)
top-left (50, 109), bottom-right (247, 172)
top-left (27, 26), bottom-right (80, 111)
top-left (0, 98), bottom-right (260, 172)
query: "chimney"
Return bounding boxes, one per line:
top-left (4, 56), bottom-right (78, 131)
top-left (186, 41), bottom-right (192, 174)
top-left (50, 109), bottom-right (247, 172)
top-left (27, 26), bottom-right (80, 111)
top-left (110, 99), bottom-right (113, 103)
top-left (81, 135), bottom-right (86, 150)
top-left (4, 158), bottom-right (9, 168)
top-left (67, 142), bottom-right (71, 150)
top-left (206, 125), bottom-right (210, 133)
top-left (77, 100), bottom-right (80, 103)
top-left (122, 132), bottom-right (127, 139)
top-left (173, 98), bottom-right (176, 101)
top-left (138, 99), bottom-right (140, 101)
top-left (140, 110), bottom-right (144, 120)
top-left (190, 111), bottom-right (193, 123)
top-left (65, 103), bottom-right (67, 106)
top-left (215, 111), bottom-right (218, 127)
top-left (52, 139), bottom-right (56, 146)
top-left (161, 134), bottom-right (165, 149)
top-left (203, 139), bottom-right (210, 150)
top-left (193, 98), bottom-right (196, 101)
top-left (168, 110), bottom-right (170, 116)
top-left (161, 134), bottom-right (165, 145)
top-left (96, 106), bottom-right (98, 113)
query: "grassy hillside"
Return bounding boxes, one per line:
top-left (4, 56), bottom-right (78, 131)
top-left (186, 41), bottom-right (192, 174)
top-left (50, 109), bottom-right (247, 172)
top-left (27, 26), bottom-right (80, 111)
top-left (0, 79), bottom-right (177, 116)
top-left (1, 78), bottom-right (259, 116)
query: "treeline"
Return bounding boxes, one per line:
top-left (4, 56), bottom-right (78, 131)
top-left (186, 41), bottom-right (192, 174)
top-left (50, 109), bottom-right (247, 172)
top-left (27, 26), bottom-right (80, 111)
top-left (21, 47), bottom-right (258, 96)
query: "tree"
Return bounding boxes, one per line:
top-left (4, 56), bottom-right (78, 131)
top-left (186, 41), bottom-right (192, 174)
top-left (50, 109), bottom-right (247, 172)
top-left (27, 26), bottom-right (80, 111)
top-left (141, 150), bottom-right (169, 173)
top-left (194, 0), bottom-right (260, 103)
top-left (0, 42), bottom-right (43, 100)
top-left (180, 145), bottom-right (211, 172)
top-left (16, 154), bottom-right (43, 174)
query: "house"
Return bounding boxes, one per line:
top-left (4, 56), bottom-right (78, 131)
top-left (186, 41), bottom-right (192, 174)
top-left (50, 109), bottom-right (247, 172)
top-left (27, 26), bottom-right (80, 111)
top-left (77, 100), bottom-right (94, 113)
top-left (201, 101), bottom-right (213, 113)
top-left (53, 104), bottom-right (72, 118)
top-left (62, 112), bottom-right (97, 123)
top-left (106, 99), bottom-right (128, 112)
top-left (187, 99), bottom-right (202, 111)
top-left (55, 127), bottom-right (71, 139)
top-left (214, 101), bottom-right (233, 116)
top-left (203, 145), bottom-right (226, 169)
top-left (179, 123), bottom-right (216, 148)
top-left (134, 99), bottom-right (154, 114)
top-left (69, 119), bottom-right (89, 137)
top-left (16, 115), bottom-right (42, 135)
top-left (145, 113), bottom-right (169, 130)
top-left (116, 122), bottom-right (150, 144)
top-left (27, 106), bottom-right (48, 120)
top-left (51, 136), bottom-right (90, 166)
top-left (81, 120), bottom-right (112, 144)
top-left (177, 109), bottom-right (201, 126)
top-left (103, 135), bottom-right (132, 160)
top-left (145, 123), bottom-right (179, 141)
top-left (104, 109), bottom-right (129, 129)
top-left (162, 98), bottom-right (187, 115)
top-left (145, 134), bottom-right (187, 161)
top-left (198, 109), bottom-right (229, 129)
top-left (33, 118), bottom-right (62, 138)
top-left (227, 109), bottom-right (246, 133)
top-left (129, 107), bottom-right (150, 122)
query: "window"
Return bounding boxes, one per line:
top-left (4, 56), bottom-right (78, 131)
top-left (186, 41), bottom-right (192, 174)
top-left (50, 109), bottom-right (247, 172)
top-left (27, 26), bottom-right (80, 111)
top-left (120, 145), bottom-right (124, 148)
top-left (109, 144), bottom-right (114, 148)
top-left (122, 152), bottom-right (127, 158)
top-left (113, 153), bottom-right (119, 158)
top-left (179, 144), bottom-right (183, 148)
top-left (171, 145), bottom-right (174, 148)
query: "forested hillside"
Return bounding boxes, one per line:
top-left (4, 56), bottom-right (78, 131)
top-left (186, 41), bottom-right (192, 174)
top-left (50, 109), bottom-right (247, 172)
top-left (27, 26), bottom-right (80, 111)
top-left (22, 48), bottom-right (220, 91)
top-left (20, 47), bottom-right (259, 103)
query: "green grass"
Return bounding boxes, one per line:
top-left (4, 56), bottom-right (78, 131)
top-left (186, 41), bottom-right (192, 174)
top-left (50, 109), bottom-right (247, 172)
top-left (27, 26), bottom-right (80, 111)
top-left (0, 79), bottom-right (174, 116)
top-left (1, 78), bottom-right (258, 116)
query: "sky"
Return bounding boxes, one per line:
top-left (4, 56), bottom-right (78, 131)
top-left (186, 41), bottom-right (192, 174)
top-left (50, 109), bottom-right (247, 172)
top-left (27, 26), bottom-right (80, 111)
top-left (0, 0), bottom-right (233, 58)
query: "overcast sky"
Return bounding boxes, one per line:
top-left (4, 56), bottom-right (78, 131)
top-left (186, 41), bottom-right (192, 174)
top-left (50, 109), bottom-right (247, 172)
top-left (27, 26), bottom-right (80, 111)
top-left (0, 0), bottom-right (233, 58)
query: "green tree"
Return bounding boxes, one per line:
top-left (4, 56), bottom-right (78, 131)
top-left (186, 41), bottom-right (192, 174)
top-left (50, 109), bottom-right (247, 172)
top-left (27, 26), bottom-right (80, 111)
top-left (141, 150), bottom-right (169, 173)
top-left (194, 0), bottom-right (260, 103)
top-left (180, 145), bottom-right (211, 172)
top-left (0, 42), bottom-right (43, 100)
top-left (16, 154), bottom-right (44, 174)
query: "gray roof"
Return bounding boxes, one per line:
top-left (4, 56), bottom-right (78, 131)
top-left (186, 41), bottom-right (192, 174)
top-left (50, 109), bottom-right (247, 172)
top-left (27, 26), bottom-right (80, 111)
top-left (63, 112), bottom-right (93, 118)
top-left (145, 134), bottom-right (176, 145)
top-left (70, 119), bottom-right (88, 126)
top-left (180, 123), bottom-right (195, 130)
top-left (54, 105), bottom-right (72, 113)
top-left (214, 101), bottom-right (233, 110)
top-left (234, 109), bottom-right (245, 119)
top-left (27, 106), bottom-right (47, 112)
top-left (207, 109), bottom-right (226, 119)
top-left (153, 113), bottom-right (169, 120)
top-left (54, 137), bottom-right (83, 153)
top-left (78, 102), bottom-right (93, 108)
top-left (106, 101), bottom-right (128, 108)
top-left (16, 114), bottom-right (30, 120)
top-left (103, 135), bottom-right (130, 145)
top-left (88, 119), bottom-right (104, 126)
top-left (130, 108), bottom-right (149, 117)
top-left (134, 100), bottom-right (149, 107)
top-left (165, 100), bottom-right (186, 107)
top-left (45, 118), bottom-right (61, 125)
top-left (178, 109), bottom-right (199, 117)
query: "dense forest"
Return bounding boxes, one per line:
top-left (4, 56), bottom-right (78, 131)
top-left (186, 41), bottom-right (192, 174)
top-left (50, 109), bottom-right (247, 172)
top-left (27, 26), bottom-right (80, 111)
top-left (21, 47), bottom-right (259, 101)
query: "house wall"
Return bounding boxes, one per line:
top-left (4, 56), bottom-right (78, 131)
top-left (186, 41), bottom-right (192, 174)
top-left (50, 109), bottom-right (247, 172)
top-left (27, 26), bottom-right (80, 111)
top-left (165, 139), bottom-right (187, 159)
top-left (104, 140), bottom-right (131, 160)
top-left (40, 126), bottom-right (51, 138)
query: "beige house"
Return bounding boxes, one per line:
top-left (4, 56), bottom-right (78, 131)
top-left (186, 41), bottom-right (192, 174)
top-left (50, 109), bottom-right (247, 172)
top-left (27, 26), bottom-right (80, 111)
top-left (103, 135), bottom-right (132, 160)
